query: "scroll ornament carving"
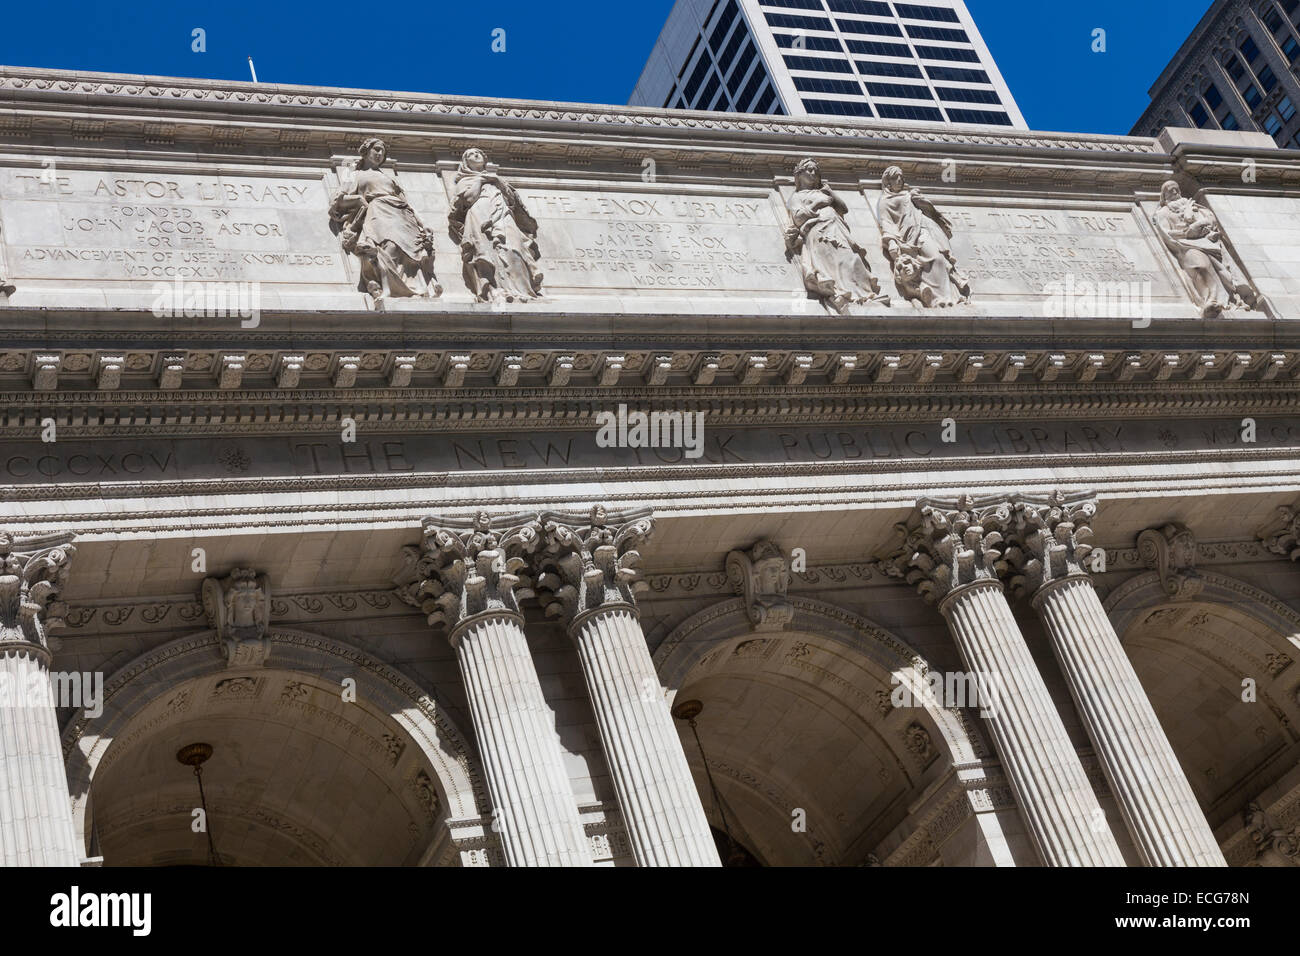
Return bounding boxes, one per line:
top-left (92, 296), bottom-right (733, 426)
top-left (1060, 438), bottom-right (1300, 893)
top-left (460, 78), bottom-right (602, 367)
top-left (878, 166), bottom-right (971, 308)
top-left (880, 496), bottom-right (1011, 604)
top-left (448, 147), bottom-right (543, 303)
top-left (202, 568), bottom-right (271, 667)
top-left (1259, 504), bottom-right (1300, 562)
top-left (998, 491), bottom-right (1099, 598)
top-left (0, 530), bottom-right (75, 656)
top-left (725, 539), bottom-right (794, 632)
top-left (1136, 522), bottom-right (1202, 600)
top-left (535, 506), bottom-right (653, 625)
top-left (392, 512), bottom-right (539, 634)
top-left (1242, 801), bottom-right (1299, 866)
top-left (329, 137), bottom-right (442, 304)
top-left (1152, 181), bottom-right (1258, 319)
top-left (784, 157), bottom-right (890, 313)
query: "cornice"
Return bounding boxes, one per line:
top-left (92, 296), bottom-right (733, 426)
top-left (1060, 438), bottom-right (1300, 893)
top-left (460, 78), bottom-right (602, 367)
top-left (0, 65), bottom-right (1163, 158)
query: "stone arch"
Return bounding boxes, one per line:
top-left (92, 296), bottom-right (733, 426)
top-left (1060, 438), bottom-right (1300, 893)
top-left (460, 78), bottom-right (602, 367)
top-left (653, 595), bottom-right (989, 865)
top-left (1104, 570), bottom-right (1300, 834)
top-left (61, 627), bottom-right (484, 864)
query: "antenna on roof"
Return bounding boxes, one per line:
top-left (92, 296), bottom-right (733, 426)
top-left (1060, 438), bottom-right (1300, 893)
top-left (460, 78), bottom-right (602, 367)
top-left (247, 57), bottom-right (258, 83)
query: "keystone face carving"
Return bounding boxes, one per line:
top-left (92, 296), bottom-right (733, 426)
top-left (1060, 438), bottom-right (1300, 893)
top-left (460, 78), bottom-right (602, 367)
top-left (535, 506), bottom-right (653, 626)
top-left (878, 166), bottom-right (971, 309)
top-left (1242, 801), bottom-right (1299, 867)
top-left (448, 148), bottom-right (544, 303)
top-left (202, 568), bottom-right (271, 667)
top-left (1136, 522), bottom-right (1201, 600)
top-left (1259, 503), bottom-right (1300, 562)
top-left (725, 539), bottom-right (794, 631)
top-left (784, 157), bottom-right (890, 314)
top-left (330, 137), bottom-right (442, 304)
top-left (998, 491), bottom-right (1099, 598)
top-left (0, 530), bottom-right (75, 655)
top-left (394, 512), bottom-right (540, 634)
top-left (1152, 181), bottom-right (1258, 319)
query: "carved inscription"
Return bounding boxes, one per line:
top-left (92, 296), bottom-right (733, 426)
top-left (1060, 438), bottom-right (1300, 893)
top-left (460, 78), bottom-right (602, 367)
top-left (0, 170), bottom-right (346, 283)
top-left (935, 206), bottom-right (1181, 298)
top-left (520, 189), bottom-right (800, 293)
top-left (3, 417), bottom-right (1299, 484)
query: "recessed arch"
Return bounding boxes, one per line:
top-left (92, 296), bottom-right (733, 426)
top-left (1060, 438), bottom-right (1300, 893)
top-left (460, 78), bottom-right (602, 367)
top-left (654, 596), bottom-right (988, 865)
top-left (61, 628), bottom-right (485, 865)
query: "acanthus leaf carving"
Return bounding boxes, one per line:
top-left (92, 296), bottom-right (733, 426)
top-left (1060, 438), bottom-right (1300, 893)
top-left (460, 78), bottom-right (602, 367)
top-left (535, 505), bottom-right (653, 626)
top-left (0, 529), bottom-right (76, 656)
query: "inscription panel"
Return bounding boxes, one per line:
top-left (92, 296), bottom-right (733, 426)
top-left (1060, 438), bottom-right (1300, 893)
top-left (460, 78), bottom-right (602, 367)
top-left (0, 169), bottom-right (348, 285)
top-left (1, 417), bottom-right (1296, 485)
top-left (518, 188), bottom-right (802, 296)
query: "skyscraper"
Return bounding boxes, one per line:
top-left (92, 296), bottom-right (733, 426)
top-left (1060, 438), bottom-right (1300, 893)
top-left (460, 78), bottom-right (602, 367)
top-left (630, 0), bottom-right (1026, 128)
top-left (1132, 0), bottom-right (1300, 148)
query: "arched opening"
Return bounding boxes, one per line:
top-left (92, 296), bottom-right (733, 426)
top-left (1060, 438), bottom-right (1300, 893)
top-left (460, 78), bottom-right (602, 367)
top-left (657, 597), bottom-right (987, 866)
top-left (63, 629), bottom-right (484, 866)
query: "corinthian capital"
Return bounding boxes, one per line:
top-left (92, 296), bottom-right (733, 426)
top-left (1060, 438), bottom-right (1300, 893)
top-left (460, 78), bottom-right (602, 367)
top-left (393, 512), bottom-right (540, 635)
top-left (879, 495), bottom-right (1011, 605)
top-left (535, 506), bottom-right (654, 627)
top-left (0, 530), bottom-right (76, 655)
top-left (999, 491), bottom-right (1100, 599)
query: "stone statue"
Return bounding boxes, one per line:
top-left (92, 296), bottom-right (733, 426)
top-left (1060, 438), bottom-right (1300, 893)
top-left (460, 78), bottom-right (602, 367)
top-left (1152, 181), bottom-right (1257, 318)
top-left (202, 568), bottom-right (271, 667)
top-left (448, 147), bottom-right (543, 303)
top-left (784, 158), bottom-right (890, 313)
top-left (877, 166), bottom-right (970, 308)
top-left (725, 539), bottom-right (794, 631)
top-left (329, 137), bottom-right (442, 303)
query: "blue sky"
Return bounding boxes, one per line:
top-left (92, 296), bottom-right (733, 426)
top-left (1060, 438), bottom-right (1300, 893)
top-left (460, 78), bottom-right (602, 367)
top-left (0, 0), bottom-right (1212, 135)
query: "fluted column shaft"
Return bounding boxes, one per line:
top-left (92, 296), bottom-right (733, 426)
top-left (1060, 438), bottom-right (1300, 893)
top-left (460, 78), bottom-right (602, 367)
top-left (452, 610), bottom-right (592, 867)
top-left (0, 646), bottom-right (82, 866)
top-left (1033, 576), bottom-right (1225, 866)
top-left (571, 605), bottom-right (720, 866)
top-left (941, 580), bottom-right (1125, 866)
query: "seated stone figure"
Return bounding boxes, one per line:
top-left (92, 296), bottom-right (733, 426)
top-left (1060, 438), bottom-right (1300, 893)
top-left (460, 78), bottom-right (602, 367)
top-left (878, 166), bottom-right (970, 308)
top-left (1152, 180), bottom-right (1257, 318)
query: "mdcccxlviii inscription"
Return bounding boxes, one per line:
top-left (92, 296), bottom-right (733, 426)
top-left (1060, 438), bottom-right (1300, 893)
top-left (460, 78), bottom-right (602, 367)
top-left (0, 169), bottom-right (345, 283)
top-left (1, 417), bottom-right (1295, 485)
top-left (519, 188), bottom-right (800, 294)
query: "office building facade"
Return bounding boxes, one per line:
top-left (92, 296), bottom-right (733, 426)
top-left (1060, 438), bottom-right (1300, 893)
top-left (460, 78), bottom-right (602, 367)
top-left (631, 0), bottom-right (1026, 127)
top-left (1133, 0), bottom-right (1300, 148)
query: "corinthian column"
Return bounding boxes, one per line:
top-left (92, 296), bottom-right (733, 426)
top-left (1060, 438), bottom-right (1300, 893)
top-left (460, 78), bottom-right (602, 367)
top-left (537, 506), bottom-right (720, 867)
top-left (0, 531), bottom-right (82, 867)
top-left (1002, 493), bottom-right (1225, 866)
top-left (889, 496), bottom-right (1124, 866)
top-left (395, 513), bottom-right (591, 866)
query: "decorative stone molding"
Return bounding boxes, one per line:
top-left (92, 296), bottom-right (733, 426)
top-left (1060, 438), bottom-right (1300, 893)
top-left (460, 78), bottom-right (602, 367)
top-left (878, 495), bottom-right (1012, 605)
top-left (535, 506), bottom-right (654, 627)
top-left (0, 530), bottom-right (76, 658)
top-left (999, 490), bottom-right (1099, 599)
top-left (201, 568), bottom-right (271, 667)
top-left (1258, 503), bottom-right (1300, 562)
top-left (724, 539), bottom-right (794, 632)
top-left (392, 511), bottom-right (540, 638)
top-left (1136, 522), bottom-right (1202, 600)
top-left (1241, 800), bottom-right (1299, 867)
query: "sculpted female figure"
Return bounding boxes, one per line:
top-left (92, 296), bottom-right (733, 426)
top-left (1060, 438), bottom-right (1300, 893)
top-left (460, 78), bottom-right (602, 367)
top-left (448, 148), bottom-right (543, 303)
top-left (877, 166), bottom-right (970, 308)
top-left (1152, 180), bottom-right (1257, 318)
top-left (784, 158), bottom-right (890, 312)
top-left (329, 138), bottom-right (441, 301)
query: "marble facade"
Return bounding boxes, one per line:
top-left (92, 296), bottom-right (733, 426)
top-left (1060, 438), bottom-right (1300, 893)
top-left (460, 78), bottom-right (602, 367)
top-left (0, 65), bottom-right (1298, 866)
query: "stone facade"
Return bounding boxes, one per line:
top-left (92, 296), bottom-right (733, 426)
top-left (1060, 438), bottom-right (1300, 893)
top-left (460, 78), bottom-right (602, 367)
top-left (1, 64), bottom-right (1299, 866)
